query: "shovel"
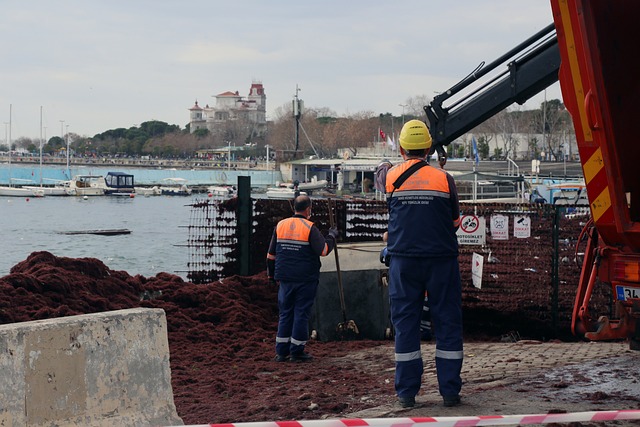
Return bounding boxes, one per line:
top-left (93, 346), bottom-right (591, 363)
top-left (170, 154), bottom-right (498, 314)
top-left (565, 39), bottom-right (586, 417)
top-left (327, 198), bottom-right (359, 340)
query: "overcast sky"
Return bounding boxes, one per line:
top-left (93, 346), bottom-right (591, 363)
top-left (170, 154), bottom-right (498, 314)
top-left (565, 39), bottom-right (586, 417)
top-left (1, 1), bottom-right (561, 140)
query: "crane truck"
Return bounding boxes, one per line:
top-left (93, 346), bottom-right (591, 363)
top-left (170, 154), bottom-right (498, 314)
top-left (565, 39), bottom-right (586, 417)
top-left (424, 0), bottom-right (639, 348)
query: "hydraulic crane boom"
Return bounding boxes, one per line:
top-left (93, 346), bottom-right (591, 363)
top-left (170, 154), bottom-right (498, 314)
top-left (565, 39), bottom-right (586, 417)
top-left (424, 23), bottom-right (560, 152)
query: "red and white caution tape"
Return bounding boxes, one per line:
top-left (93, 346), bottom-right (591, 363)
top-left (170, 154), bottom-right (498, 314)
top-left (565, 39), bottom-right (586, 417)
top-left (170, 410), bottom-right (640, 427)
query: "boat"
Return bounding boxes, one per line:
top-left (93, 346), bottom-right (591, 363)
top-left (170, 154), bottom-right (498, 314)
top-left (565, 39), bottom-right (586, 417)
top-left (265, 187), bottom-right (307, 200)
top-left (273, 178), bottom-right (328, 195)
top-left (104, 172), bottom-right (135, 197)
top-left (0, 105), bottom-right (44, 197)
top-left (66, 175), bottom-right (106, 196)
top-left (207, 185), bottom-right (236, 198)
top-left (547, 181), bottom-right (588, 206)
top-left (24, 179), bottom-right (70, 196)
top-left (135, 186), bottom-right (161, 196)
top-left (0, 185), bottom-right (45, 197)
top-left (159, 178), bottom-right (192, 196)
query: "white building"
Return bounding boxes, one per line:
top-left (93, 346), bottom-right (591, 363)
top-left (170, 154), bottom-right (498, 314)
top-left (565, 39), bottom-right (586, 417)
top-left (189, 81), bottom-right (267, 136)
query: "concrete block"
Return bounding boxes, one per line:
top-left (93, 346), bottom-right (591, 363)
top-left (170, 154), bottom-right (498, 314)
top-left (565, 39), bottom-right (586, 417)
top-left (314, 242), bottom-right (391, 341)
top-left (0, 308), bottom-right (183, 427)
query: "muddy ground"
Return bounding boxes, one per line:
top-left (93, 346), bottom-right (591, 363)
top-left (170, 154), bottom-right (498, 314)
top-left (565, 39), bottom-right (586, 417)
top-left (1, 251), bottom-right (638, 426)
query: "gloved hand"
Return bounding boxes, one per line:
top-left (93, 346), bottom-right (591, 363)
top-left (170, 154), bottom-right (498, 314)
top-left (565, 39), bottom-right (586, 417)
top-left (328, 227), bottom-right (339, 239)
top-left (379, 247), bottom-right (390, 267)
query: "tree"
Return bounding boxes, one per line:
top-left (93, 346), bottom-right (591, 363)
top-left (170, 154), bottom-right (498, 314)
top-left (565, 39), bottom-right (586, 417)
top-left (404, 94), bottom-right (432, 118)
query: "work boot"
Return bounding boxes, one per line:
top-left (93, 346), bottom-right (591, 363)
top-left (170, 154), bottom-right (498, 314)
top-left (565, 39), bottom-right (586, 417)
top-left (289, 352), bottom-right (313, 362)
top-left (443, 395), bottom-right (461, 407)
top-left (274, 354), bottom-right (289, 362)
top-left (398, 396), bottom-right (415, 408)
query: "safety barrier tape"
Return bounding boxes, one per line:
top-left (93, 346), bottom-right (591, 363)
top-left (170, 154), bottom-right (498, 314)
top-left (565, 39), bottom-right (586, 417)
top-left (168, 409), bottom-right (640, 427)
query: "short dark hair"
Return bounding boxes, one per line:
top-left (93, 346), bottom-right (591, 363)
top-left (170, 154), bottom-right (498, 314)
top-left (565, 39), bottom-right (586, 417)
top-left (294, 195), bottom-right (311, 212)
top-left (406, 148), bottom-right (428, 157)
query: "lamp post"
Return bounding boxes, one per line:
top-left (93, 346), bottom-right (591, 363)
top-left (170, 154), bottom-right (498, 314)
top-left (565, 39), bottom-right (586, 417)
top-left (65, 124), bottom-right (70, 178)
top-left (265, 144), bottom-right (272, 185)
top-left (399, 104), bottom-right (408, 124)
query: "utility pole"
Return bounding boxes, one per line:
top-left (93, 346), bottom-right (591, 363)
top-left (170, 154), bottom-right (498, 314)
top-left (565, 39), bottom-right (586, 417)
top-left (293, 85), bottom-right (303, 153)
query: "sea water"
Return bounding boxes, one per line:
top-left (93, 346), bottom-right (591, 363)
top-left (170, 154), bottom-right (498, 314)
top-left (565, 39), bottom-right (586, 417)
top-left (0, 194), bottom-right (200, 279)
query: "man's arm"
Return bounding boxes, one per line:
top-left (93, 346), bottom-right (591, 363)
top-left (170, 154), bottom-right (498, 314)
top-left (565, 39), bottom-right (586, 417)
top-left (447, 173), bottom-right (461, 231)
top-left (266, 227), bottom-right (277, 278)
top-left (308, 225), bottom-right (336, 257)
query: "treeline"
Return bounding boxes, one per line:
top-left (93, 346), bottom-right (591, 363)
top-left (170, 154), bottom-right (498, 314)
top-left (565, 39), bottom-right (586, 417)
top-left (2, 98), bottom-right (572, 162)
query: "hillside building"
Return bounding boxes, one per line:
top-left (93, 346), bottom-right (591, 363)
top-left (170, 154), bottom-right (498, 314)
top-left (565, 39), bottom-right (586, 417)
top-left (189, 82), bottom-right (267, 137)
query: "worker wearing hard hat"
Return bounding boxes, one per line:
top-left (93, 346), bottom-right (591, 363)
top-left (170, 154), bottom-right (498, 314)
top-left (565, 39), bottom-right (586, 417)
top-left (385, 120), bottom-right (463, 408)
top-left (267, 195), bottom-right (339, 363)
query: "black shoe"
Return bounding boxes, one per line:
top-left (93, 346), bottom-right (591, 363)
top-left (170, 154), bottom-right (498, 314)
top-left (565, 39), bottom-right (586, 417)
top-left (289, 352), bottom-right (313, 362)
top-left (443, 395), bottom-right (461, 407)
top-left (398, 396), bottom-right (415, 408)
top-left (274, 354), bottom-right (289, 362)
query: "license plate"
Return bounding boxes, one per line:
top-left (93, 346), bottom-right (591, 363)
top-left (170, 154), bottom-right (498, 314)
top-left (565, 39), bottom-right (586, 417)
top-left (616, 285), bottom-right (640, 301)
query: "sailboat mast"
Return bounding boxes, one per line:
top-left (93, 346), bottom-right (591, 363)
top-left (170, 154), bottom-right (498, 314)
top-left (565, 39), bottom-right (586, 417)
top-left (40, 106), bottom-right (43, 186)
top-left (8, 104), bottom-right (11, 186)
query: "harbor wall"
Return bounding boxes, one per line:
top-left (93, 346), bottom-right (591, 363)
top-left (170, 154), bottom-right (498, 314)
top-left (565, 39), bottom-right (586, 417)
top-left (0, 164), bottom-right (283, 187)
top-left (0, 308), bottom-right (183, 427)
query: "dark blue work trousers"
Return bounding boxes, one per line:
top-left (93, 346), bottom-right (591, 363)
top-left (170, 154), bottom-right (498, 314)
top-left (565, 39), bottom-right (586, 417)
top-left (389, 255), bottom-right (463, 399)
top-left (275, 279), bottom-right (318, 356)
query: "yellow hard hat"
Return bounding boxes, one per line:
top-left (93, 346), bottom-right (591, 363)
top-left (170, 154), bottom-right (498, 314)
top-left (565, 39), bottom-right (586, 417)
top-left (399, 119), bottom-right (432, 150)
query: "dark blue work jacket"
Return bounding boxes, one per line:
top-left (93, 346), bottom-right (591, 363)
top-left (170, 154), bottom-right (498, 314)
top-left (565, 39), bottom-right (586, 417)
top-left (385, 159), bottom-right (461, 257)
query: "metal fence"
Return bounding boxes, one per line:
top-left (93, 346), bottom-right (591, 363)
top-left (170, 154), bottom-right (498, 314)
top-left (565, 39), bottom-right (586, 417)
top-left (186, 197), bottom-right (610, 339)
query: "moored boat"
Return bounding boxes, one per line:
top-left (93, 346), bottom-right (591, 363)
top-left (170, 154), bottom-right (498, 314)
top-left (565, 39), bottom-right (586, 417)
top-left (104, 172), bottom-right (135, 197)
top-left (160, 178), bottom-right (192, 196)
top-left (66, 175), bottom-right (106, 196)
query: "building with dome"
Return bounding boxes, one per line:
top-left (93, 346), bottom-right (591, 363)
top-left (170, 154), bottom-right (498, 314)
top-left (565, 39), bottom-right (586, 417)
top-left (189, 82), bottom-right (267, 137)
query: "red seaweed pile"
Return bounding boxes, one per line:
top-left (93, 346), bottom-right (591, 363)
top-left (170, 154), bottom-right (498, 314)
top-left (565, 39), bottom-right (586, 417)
top-left (0, 251), bottom-right (392, 424)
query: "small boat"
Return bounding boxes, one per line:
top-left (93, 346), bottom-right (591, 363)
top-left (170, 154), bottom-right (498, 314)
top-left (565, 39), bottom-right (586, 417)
top-left (160, 178), bottom-right (192, 196)
top-left (104, 172), bottom-right (135, 197)
top-left (135, 186), bottom-right (161, 196)
top-left (24, 179), bottom-right (70, 196)
top-left (66, 175), bottom-right (106, 196)
top-left (0, 185), bottom-right (45, 197)
top-left (58, 228), bottom-right (132, 236)
top-left (207, 185), bottom-right (236, 198)
top-left (265, 187), bottom-right (307, 200)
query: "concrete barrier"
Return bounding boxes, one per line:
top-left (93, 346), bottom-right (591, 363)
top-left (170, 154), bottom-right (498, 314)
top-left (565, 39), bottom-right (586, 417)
top-left (0, 308), bottom-right (183, 427)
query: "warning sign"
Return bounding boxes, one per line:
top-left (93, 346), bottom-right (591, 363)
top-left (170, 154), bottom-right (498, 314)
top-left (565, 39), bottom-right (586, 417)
top-left (514, 215), bottom-right (531, 238)
top-left (456, 215), bottom-right (486, 245)
top-left (490, 214), bottom-right (509, 240)
top-left (471, 252), bottom-right (484, 289)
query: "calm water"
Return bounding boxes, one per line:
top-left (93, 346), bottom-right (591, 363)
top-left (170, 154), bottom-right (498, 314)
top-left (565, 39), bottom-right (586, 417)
top-left (0, 195), bottom-right (201, 278)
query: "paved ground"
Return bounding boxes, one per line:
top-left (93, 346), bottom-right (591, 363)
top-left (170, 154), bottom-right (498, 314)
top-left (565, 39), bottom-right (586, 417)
top-left (347, 340), bottom-right (640, 425)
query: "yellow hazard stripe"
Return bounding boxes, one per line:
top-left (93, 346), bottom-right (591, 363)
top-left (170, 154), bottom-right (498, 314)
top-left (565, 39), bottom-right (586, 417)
top-left (591, 187), bottom-right (611, 223)
top-left (558, 0), bottom-right (592, 142)
top-left (583, 147), bottom-right (604, 184)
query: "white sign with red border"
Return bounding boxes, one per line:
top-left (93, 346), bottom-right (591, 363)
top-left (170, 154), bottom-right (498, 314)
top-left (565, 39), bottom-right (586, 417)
top-left (490, 214), bottom-right (509, 240)
top-left (456, 215), bottom-right (486, 246)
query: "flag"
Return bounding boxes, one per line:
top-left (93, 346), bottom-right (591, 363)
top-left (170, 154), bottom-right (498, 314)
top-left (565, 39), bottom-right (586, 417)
top-left (387, 135), bottom-right (396, 150)
top-left (379, 128), bottom-right (386, 140)
top-left (472, 135), bottom-right (479, 166)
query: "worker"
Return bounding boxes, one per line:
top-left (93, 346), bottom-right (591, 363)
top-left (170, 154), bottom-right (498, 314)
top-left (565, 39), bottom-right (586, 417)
top-left (266, 195), bottom-right (339, 362)
top-left (385, 119), bottom-right (463, 408)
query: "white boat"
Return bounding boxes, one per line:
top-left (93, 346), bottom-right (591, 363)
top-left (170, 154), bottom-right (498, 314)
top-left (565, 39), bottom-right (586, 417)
top-left (207, 185), bottom-right (236, 198)
top-left (0, 185), bottom-right (45, 197)
top-left (135, 186), bottom-right (161, 196)
top-left (0, 105), bottom-right (43, 197)
top-left (265, 187), bottom-right (307, 200)
top-left (24, 179), bottom-right (70, 196)
top-left (66, 175), bottom-right (106, 196)
top-left (160, 178), bottom-right (192, 196)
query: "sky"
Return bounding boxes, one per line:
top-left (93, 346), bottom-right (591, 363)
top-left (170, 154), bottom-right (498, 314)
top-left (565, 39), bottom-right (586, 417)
top-left (1, 1), bottom-right (561, 141)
